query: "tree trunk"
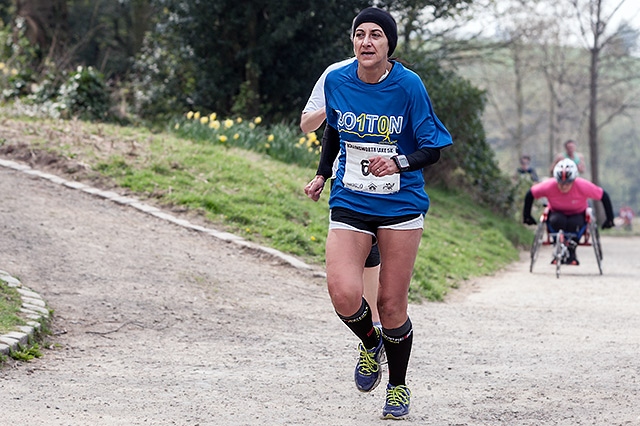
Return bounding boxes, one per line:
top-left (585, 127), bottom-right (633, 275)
top-left (588, 44), bottom-right (599, 185)
top-left (15, 0), bottom-right (69, 64)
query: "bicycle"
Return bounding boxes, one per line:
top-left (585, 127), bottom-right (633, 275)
top-left (530, 207), bottom-right (603, 278)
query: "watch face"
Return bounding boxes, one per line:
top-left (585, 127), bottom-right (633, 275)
top-left (399, 156), bottom-right (409, 168)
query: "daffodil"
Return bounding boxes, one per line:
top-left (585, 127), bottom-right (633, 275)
top-left (174, 123), bottom-right (180, 129)
top-left (267, 134), bottom-right (274, 142)
top-left (249, 123), bottom-right (256, 130)
top-left (233, 133), bottom-right (240, 140)
top-left (236, 117), bottom-right (242, 124)
top-left (224, 119), bottom-right (234, 128)
top-left (186, 111), bottom-right (194, 119)
top-left (210, 112), bottom-right (217, 121)
top-left (254, 117), bottom-right (262, 124)
top-left (200, 116), bottom-right (209, 124)
top-left (310, 236), bottom-right (317, 241)
top-left (218, 135), bottom-right (228, 142)
top-left (209, 120), bottom-right (220, 130)
top-left (265, 143), bottom-right (271, 149)
top-left (194, 111), bottom-right (201, 120)
top-left (298, 137), bottom-right (306, 145)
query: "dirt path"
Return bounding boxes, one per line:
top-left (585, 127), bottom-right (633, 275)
top-left (0, 164), bottom-right (639, 425)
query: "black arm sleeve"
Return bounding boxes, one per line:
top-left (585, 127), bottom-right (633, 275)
top-left (316, 125), bottom-right (340, 179)
top-left (523, 190), bottom-right (534, 218)
top-left (405, 147), bottom-right (441, 171)
top-left (601, 190), bottom-right (615, 221)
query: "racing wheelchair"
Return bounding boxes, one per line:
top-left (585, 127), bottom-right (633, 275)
top-left (529, 206), bottom-right (603, 278)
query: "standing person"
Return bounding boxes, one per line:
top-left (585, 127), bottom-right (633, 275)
top-left (301, 56), bottom-right (382, 327)
top-left (523, 159), bottom-right (614, 265)
top-left (516, 154), bottom-right (539, 182)
top-left (304, 7), bottom-right (452, 419)
top-left (550, 139), bottom-right (586, 175)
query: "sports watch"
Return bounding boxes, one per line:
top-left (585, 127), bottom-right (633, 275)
top-left (391, 155), bottom-right (410, 172)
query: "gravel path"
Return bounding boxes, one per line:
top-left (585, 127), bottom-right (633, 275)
top-left (0, 164), bottom-right (638, 425)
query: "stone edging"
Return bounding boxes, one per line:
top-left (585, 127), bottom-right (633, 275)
top-left (0, 270), bottom-right (49, 356)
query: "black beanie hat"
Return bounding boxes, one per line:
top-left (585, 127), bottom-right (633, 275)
top-left (351, 7), bottom-right (398, 57)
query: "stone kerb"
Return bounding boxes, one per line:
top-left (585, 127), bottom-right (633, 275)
top-left (0, 270), bottom-right (50, 356)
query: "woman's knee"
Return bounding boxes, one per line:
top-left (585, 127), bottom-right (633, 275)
top-left (327, 279), bottom-right (363, 315)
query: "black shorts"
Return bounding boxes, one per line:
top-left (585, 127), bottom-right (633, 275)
top-left (329, 207), bottom-right (424, 249)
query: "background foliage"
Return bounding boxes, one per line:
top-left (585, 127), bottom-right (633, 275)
top-left (0, 0), bottom-right (572, 216)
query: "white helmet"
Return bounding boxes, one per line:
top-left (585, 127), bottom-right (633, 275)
top-left (553, 158), bottom-right (578, 184)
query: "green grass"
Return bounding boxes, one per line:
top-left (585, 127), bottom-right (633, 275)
top-left (0, 116), bottom-right (534, 340)
top-left (0, 279), bottom-right (25, 334)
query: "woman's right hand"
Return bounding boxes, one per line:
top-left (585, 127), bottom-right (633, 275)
top-left (304, 175), bottom-right (326, 202)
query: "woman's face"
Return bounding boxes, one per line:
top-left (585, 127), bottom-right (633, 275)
top-left (352, 22), bottom-right (388, 67)
top-left (557, 181), bottom-right (574, 193)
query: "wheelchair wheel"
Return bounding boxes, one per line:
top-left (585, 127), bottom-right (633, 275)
top-left (553, 231), bottom-right (564, 279)
top-left (529, 221), bottom-right (545, 273)
top-left (590, 221), bottom-right (603, 275)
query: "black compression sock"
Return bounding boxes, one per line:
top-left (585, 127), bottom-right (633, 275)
top-left (382, 317), bottom-right (413, 386)
top-left (337, 298), bottom-right (379, 349)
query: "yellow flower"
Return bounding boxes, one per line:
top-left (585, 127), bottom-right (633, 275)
top-left (245, 228), bottom-right (251, 233)
top-left (218, 135), bottom-right (228, 142)
top-left (194, 111), bottom-right (201, 120)
top-left (174, 123), bottom-right (180, 129)
top-left (200, 116), bottom-right (209, 124)
top-left (0, 62), bottom-right (5, 70)
top-left (186, 111), bottom-right (194, 119)
top-left (209, 120), bottom-right (220, 130)
top-left (254, 117), bottom-right (262, 124)
top-left (307, 132), bottom-right (317, 142)
top-left (10, 68), bottom-right (17, 76)
top-left (265, 143), bottom-right (271, 149)
top-left (236, 117), bottom-right (243, 123)
top-left (233, 133), bottom-right (240, 140)
top-left (267, 134), bottom-right (275, 142)
top-left (249, 123), bottom-right (256, 130)
top-left (310, 236), bottom-right (317, 241)
top-left (298, 137), bottom-right (306, 145)
top-left (210, 112), bottom-right (217, 121)
top-left (224, 119), bottom-right (234, 128)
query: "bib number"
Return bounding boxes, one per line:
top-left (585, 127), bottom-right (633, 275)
top-left (343, 142), bottom-right (400, 194)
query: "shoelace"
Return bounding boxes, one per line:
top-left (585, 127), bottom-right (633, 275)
top-left (386, 385), bottom-right (410, 407)
top-left (357, 344), bottom-right (380, 375)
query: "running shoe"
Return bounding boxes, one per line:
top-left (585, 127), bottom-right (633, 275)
top-left (382, 383), bottom-right (411, 419)
top-left (354, 327), bottom-right (385, 392)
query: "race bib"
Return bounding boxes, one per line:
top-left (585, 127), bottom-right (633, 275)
top-left (343, 142), bottom-right (400, 194)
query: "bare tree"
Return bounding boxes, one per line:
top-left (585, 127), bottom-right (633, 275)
top-left (570, 0), bottom-right (640, 185)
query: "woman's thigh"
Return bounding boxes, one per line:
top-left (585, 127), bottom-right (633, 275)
top-left (325, 229), bottom-right (372, 314)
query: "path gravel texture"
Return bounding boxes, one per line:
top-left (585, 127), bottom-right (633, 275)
top-left (0, 163), bottom-right (639, 426)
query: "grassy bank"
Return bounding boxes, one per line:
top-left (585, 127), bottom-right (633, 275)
top-left (0, 116), bottom-right (532, 308)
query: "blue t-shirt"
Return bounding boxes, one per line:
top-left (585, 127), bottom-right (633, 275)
top-left (324, 60), bottom-right (452, 217)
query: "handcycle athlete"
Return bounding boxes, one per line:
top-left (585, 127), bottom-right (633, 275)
top-left (523, 159), bottom-right (615, 266)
